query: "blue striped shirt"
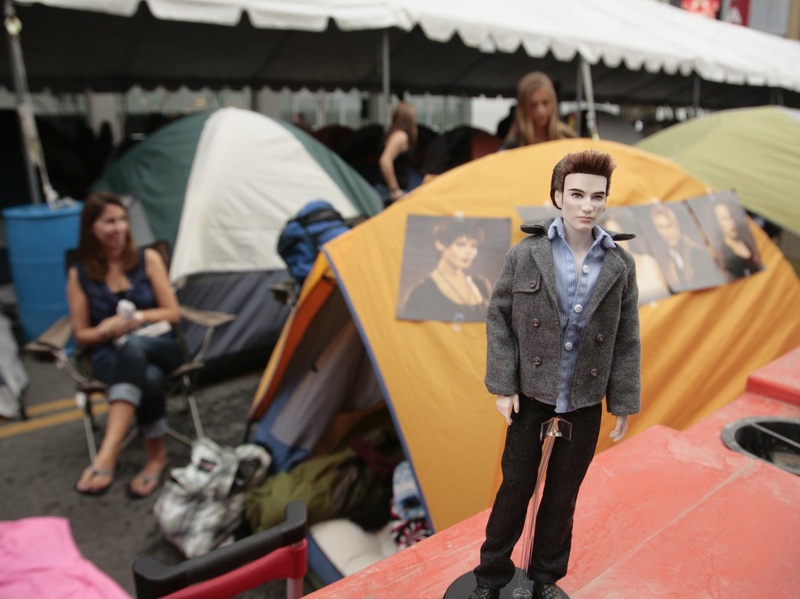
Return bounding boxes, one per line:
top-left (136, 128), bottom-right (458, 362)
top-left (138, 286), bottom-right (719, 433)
top-left (546, 217), bottom-right (616, 413)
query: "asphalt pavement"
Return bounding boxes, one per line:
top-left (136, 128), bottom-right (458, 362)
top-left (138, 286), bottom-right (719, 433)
top-left (0, 351), bottom-right (317, 598)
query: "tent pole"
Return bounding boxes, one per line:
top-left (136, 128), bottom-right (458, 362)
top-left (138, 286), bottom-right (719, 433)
top-left (382, 29), bottom-right (391, 127)
top-left (3, 0), bottom-right (42, 204)
top-left (574, 63), bottom-right (584, 137)
top-left (580, 57), bottom-right (599, 140)
top-left (692, 74), bottom-right (701, 116)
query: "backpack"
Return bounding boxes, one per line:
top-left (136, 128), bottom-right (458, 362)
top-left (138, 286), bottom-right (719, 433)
top-left (153, 437), bottom-right (271, 558)
top-left (277, 200), bottom-right (350, 284)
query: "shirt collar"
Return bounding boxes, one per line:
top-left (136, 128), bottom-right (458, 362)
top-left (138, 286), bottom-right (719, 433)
top-left (547, 217), bottom-right (564, 240)
top-left (548, 217), bottom-right (617, 249)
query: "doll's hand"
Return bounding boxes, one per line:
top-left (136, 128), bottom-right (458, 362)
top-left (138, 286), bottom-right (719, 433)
top-left (496, 394), bottom-right (519, 426)
top-left (609, 415), bottom-right (628, 442)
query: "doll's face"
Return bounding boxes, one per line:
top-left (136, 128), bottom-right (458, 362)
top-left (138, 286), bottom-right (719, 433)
top-left (436, 235), bottom-right (480, 270)
top-left (554, 173), bottom-right (607, 237)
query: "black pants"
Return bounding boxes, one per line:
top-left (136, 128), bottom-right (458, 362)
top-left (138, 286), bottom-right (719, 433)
top-left (474, 396), bottom-right (602, 589)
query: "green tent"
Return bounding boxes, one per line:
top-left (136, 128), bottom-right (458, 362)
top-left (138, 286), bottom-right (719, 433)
top-left (637, 106), bottom-right (800, 236)
top-left (93, 107), bottom-right (382, 371)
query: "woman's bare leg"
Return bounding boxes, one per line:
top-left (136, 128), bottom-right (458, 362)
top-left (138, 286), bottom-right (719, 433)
top-left (128, 435), bottom-right (168, 497)
top-left (75, 400), bottom-right (135, 493)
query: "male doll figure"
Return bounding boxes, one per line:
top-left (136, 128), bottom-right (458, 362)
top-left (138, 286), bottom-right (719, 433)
top-left (469, 151), bottom-right (641, 599)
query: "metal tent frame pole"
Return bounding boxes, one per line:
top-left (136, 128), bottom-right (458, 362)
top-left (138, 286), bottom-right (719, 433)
top-left (4, 0), bottom-right (43, 204)
top-left (382, 29), bottom-right (391, 126)
top-left (574, 64), bottom-right (584, 137)
top-left (580, 57), bottom-right (599, 141)
top-left (4, 0), bottom-right (59, 205)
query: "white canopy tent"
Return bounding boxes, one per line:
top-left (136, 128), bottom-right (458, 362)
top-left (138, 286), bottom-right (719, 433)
top-left (4, 0), bottom-right (800, 108)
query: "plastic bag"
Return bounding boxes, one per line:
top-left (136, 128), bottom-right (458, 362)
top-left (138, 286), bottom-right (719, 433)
top-left (153, 437), bottom-right (271, 558)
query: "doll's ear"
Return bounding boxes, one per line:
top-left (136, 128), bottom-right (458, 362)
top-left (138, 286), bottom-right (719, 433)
top-left (553, 189), bottom-right (562, 209)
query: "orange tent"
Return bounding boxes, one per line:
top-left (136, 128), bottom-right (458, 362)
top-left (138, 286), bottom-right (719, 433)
top-left (250, 139), bottom-right (800, 532)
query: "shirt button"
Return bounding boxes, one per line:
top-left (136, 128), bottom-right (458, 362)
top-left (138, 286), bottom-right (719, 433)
top-left (564, 342), bottom-right (573, 351)
top-left (582, 265), bottom-right (590, 274)
top-left (574, 304), bottom-right (583, 313)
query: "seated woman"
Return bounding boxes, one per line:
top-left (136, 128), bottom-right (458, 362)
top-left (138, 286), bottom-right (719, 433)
top-left (401, 219), bottom-right (492, 323)
top-left (71, 192), bottom-right (182, 498)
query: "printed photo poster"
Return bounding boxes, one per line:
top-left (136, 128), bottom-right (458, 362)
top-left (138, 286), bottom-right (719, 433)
top-left (600, 207), bottom-right (672, 305)
top-left (686, 190), bottom-right (764, 281)
top-left (632, 201), bottom-right (727, 293)
top-left (397, 215), bottom-right (511, 323)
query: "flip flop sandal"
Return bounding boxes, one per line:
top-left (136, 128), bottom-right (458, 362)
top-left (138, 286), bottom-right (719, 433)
top-left (75, 466), bottom-right (115, 496)
top-left (127, 470), bottom-right (165, 500)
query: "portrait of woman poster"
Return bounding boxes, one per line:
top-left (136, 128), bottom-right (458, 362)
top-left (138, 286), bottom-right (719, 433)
top-left (686, 191), bottom-right (764, 281)
top-left (397, 215), bottom-right (510, 323)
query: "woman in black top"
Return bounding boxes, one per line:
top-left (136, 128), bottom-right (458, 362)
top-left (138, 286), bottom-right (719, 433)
top-left (402, 220), bottom-right (492, 323)
top-left (713, 201), bottom-right (762, 278)
top-left (379, 102), bottom-right (418, 205)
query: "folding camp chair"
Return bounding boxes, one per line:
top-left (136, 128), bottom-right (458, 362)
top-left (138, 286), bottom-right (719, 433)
top-left (133, 501), bottom-right (308, 599)
top-left (23, 240), bottom-right (235, 460)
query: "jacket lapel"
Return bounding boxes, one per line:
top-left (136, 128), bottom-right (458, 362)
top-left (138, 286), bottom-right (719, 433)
top-left (585, 248), bottom-right (627, 319)
top-left (529, 235), bottom-right (559, 309)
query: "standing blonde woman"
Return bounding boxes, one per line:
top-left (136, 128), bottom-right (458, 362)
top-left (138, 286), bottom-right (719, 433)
top-left (379, 101), bottom-right (418, 205)
top-left (503, 72), bottom-right (576, 149)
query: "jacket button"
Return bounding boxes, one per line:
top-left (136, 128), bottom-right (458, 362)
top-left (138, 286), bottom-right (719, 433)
top-left (530, 281), bottom-right (537, 288)
top-left (533, 357), bottom-right (542, 366)
top-left (590, 368), bottom-right (599, 377)
top-left (532, 319), bottom-right (540, 327)
top-left (596, 334), bottom-right (605, 343)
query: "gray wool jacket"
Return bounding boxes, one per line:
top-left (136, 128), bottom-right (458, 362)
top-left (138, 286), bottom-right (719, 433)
top-left (485, 220), bottom-right (641, 416)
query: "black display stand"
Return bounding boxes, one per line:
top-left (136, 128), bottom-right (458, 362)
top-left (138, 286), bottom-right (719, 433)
top-left (443, 568), bottom-right (533, 598)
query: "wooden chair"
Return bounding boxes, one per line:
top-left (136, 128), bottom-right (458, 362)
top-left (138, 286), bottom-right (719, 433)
top-left (23, 240), bottom-right (235, 459)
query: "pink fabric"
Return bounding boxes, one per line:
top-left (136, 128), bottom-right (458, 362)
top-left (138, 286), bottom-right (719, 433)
top-left (0, 517), bottom-right (131, 599)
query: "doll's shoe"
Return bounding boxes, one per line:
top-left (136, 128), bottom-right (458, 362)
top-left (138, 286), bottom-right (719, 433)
top-left (468, 585), bottom-right (500, 599)
top-left (533, 581), bottom-right (570, 599)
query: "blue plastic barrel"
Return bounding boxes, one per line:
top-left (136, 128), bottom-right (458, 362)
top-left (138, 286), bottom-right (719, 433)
top-left (3, 202), bottom-right (82, 341)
